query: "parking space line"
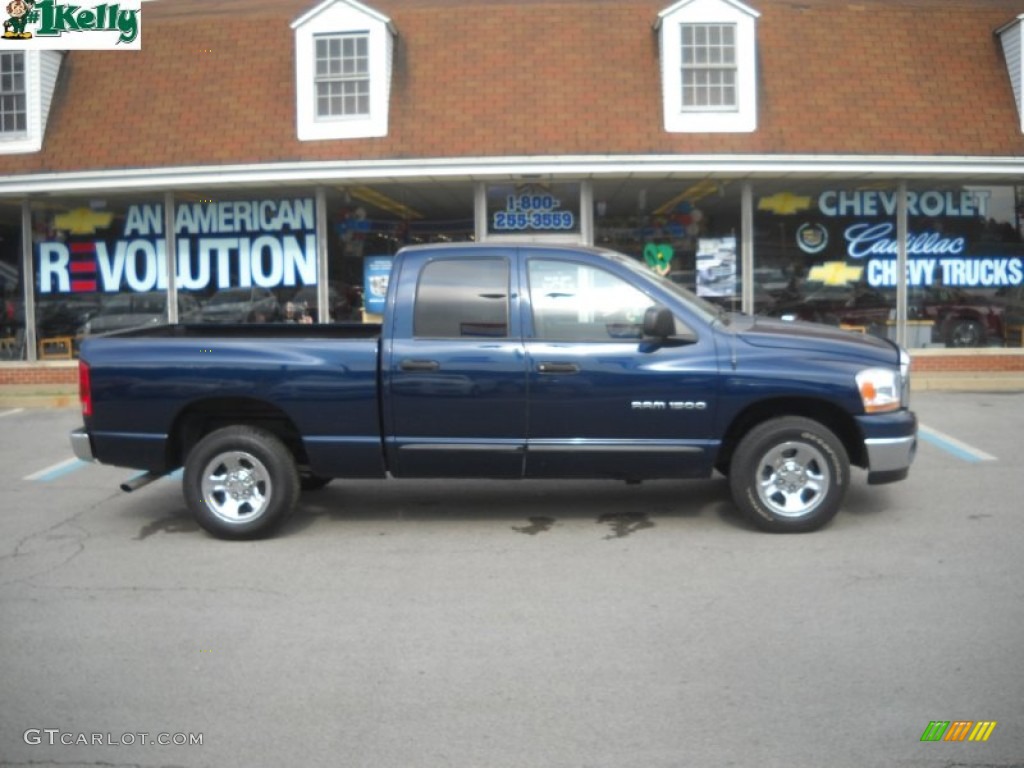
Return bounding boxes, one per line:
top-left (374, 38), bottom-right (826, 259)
top-left (0, 408), bottom-right (24, 419)
top-left (919, 424), bottom-right (997, 463)
top-left (24, 457), bottom-right (89, 482)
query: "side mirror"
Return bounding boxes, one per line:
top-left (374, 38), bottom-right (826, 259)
top-left (642, 305), bottom-right (698, 345)
top-left (643, 306), bottom-right (676, 338)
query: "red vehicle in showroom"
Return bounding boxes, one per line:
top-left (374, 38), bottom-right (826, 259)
top-left (766, 283), bottom-right (1005, 347)
top-left (909, 287), bottom-right (1004, 348)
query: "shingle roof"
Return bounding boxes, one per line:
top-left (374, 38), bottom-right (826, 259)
top-left (1, 0), bottom-right (1022, 178)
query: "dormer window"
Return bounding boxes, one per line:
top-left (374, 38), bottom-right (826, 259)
top-left (0, 49), bottom-right (63, 155)
top-left (293, 0), bottom-right (395, 141)
top-left (657, 0), bottom-right (759, 133)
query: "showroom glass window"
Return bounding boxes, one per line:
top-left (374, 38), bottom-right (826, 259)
top-left (32, 196), bottom-right (163, 359)
top-left (591, 178), bottom-right (741, 311)
top-left (0, 201), bottom-right (23, 360)
top-left (325, 184), bottom-right (475, 322)
top-left (173, 194), bottom-right (318, 325)
top-left (904, 183), bottom-right (1024, 348)
top-left (751, 183), bottom-right (899, 341)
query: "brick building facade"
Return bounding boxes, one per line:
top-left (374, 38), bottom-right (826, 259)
top-left (1, 0), bottom-right (1023, 384)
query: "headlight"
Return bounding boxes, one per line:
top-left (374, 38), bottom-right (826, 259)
top-left (856, 367), bottom-right (901, 413)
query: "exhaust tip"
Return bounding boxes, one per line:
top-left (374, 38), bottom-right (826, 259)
top-left (120, 471), bottom-right (163, 492)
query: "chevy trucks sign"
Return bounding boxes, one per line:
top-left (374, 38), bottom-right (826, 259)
top-left (769, 187), bottom-right (1024, 290)
top-left (37, 199), bottom-right (317, 294)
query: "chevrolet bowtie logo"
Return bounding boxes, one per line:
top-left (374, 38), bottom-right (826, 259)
top-left (808, 261), bottom-right (864, 286)
top-left (53, 208), bottom-right (114, 235)
top-left (758, 192), bottom-right (812, 215)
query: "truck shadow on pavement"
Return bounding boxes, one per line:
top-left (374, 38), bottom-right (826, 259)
top-left (288, 477), bottom-right (741, 537)
top-left (126, 476), bottom-right (890, 541)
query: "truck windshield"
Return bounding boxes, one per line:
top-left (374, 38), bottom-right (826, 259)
top-left (598, 249), bottom-right (728, 326)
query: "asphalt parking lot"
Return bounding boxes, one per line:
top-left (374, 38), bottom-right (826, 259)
top-left (1, 392), bottom-right (1022, 768)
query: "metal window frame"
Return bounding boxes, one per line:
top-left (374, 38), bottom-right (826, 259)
top-left (313, 32), bottom-right (371, 119)
top-left (679, 22), bottom-right (738, 112)
top-left (0, 51), bottom-right (27, 135)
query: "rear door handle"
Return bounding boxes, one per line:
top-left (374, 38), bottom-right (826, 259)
top-left (400, 359), bottom-right (440, 372)
top-left (537, 362), bottom-right (580, 374)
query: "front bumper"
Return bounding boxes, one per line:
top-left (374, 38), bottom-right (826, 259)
top-left (69, 428), bottom-right (95, 462)
top-left (859, 410), bottom-right (917, 485)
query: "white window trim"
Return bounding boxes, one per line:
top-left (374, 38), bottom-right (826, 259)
top-left (657, 0), bottom-right (759, 133)
top-left (996, 14), bottom-right (1024, 134)
top-left (292, 0), bottom-right (395, 142)
top-left (0, 50), bottom-right (62, 155)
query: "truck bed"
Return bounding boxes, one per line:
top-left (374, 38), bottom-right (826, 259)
top-left (80, 323), bottom-right (386, 477)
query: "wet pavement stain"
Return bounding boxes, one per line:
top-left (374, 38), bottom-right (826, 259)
top-left (511, 516), bottom-right (556, 535)
top-left (136, 516), bottom-right (199, 540)
top-left (598, 512), bottom-right (655, 539)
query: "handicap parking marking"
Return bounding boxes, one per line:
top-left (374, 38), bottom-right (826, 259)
top-left (24, 457), bottom-right (90, 482)
top-left (0, 408), bottom-right (24, 419)
top-left (918, 424), bottom-right (997, 463)
top-left (25, 462), bottom-right (182, 485)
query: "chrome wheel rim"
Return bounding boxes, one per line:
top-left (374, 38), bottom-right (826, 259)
top-left (200, 450), bottom-right (272, 524)
top-left (755, 441), bottom-right (830, 518)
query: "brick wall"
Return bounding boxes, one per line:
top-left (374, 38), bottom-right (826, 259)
top-left (0, 364), bottom-right (78, 386)
top-left (910, 352), bottom-right (1024, 373)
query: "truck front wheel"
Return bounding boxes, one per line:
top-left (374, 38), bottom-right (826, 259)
top-left (729, 417), bottom-right (848, 533)
top-left (183, 426), bottom-right (299, 539)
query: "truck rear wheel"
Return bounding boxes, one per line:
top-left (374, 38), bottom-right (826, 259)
top-left (183, 426), bottom-right (299, 539)
top-left (729, 417), bottom-right (848, 533)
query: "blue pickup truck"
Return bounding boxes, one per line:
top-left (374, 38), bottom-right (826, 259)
top-left (70, 243), bottom-right (916, 538)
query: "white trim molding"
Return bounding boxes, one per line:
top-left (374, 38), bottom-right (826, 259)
top-left (2, 154), bottom-right (1023, 196)
top-left (996, 14), bottom-right (1024, 133)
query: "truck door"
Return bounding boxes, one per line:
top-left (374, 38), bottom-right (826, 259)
top-left (383, 252), bottom-right (528, 478)
top-left (522, 255), bottom-right (719, 479)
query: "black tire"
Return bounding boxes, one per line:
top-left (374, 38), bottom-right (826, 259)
top-left (946, 318), bottom-right (985, 348)
top-left (729, 416), bottom-right (849, 533)
top-left (183, 426), bottom-right (299, 539)
top-left (300, 473), bottom-right (332, 492)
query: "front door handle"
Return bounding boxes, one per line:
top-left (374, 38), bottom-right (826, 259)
top-left (537, 362), bottom-right (580, 374)
top-left (400, 359), bottom-right (440, 372)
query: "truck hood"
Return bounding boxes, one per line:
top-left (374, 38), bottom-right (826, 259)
top-left (732, 315), bottom-right (899, 365)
